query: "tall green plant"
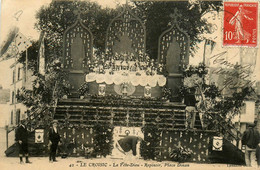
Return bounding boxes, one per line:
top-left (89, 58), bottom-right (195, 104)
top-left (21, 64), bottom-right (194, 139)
top-left (93, 124), bottom-right (114, 157)
top-left (140, 126), bottom-right (161, 160)
top-left (180, 63), bottom-right (255, 131)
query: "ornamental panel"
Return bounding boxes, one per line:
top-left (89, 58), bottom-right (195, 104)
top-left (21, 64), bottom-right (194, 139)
top-left (158, 9), bottom-right (189, 73)
top-left (63, 14), bottom-right (93, 71)
top-left (106, 5), bottom-right (146, 58)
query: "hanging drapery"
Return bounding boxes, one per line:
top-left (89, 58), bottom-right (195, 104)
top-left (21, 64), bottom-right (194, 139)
top-left (85, 71), bottom-right (166, 87)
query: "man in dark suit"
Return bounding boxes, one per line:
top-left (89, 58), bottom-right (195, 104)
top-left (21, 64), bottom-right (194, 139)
top-left (116, 136), bottom-right (142, 156)
top-left (15, 119), bottom-right (31, 164)
top-left (242, 122), bottom-right (260, 167)
top-left (48, 120), bottom-right (61, 162)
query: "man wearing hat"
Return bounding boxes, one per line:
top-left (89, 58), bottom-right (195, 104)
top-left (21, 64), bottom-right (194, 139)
top-left (242, 121), bottom-right (260, 167)
top-left (48, 120), bottom-right (61, 162)
top-left (15, 119), bottom-right (32, 164)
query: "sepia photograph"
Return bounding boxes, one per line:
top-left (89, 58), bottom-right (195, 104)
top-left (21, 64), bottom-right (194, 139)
top-left (0, 0), bottom-right (259, 169)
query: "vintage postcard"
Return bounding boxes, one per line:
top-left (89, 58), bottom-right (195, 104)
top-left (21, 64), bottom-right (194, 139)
top-left (0, 0), bottom-right (259, 170)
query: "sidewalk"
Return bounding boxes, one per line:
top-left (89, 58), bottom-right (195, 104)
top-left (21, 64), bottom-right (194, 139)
top-left (0, 128), bottom-right (256, 170)
top-left (0, 156), bottom-right (252, 170)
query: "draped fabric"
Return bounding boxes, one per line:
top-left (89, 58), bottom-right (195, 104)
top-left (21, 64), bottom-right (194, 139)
top-left (85, 72), bottom-right (166, 87)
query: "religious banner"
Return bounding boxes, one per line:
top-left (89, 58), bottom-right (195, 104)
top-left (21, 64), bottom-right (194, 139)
top-left (144, 86), bottom-right (151, 97)
top-left (35, 129), bottom-right (44, 143)
top-left (98, 84), bottom-right (106, 96)
top-left (212, 136), bottom-right (223, 151)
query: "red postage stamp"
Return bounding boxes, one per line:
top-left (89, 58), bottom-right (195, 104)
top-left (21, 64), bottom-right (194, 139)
top-left (223, 1), bottom-right (258, 47)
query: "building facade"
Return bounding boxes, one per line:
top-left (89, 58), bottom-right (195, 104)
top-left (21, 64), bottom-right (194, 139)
top-left (0, 32), bottom-right (33, 127)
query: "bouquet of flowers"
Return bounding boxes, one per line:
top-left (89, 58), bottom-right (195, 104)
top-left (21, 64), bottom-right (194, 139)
top-left (162, 86), bottom-right (172, 101)
top-left (78, 83), bottom-right (89, 96)
top-left (169, 146), bottom-right (193, 162)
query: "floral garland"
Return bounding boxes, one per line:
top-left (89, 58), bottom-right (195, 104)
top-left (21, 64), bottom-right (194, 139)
top-left (87, 52), bottom-right (166, 76)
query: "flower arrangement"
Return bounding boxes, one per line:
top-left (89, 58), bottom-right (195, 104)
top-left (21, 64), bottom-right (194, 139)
top-left (88, 52), bottom-right (166, 75)
top-left (162, 87), bottom-right (172, 101)
top-left (183, 63), bottom-right (207, 78)
top-left (178, 86), bottom-right (189, 98)
top-left (78, 83), bottom-right (89, 96)
top-left (169, 146), bottom-right (193, 162)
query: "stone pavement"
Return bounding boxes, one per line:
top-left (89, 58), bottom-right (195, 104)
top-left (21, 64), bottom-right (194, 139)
top-left (0, 128), bottom-right (257, 170)
top-left (0, 156), bottom-right (253, 170)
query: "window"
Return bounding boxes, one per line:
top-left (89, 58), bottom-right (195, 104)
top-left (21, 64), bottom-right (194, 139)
top-left (16, 89), bottom-right (20, 102)
top-left (11, 111), bottom-right (13, 125)
top-left (12, 70), bottom-right (15, 83)
top-left (17, 67), bottom-right (21, 80)
top-left (11, 91), bottom-right (14, 104)
top-left (16, 109), bottom-right (21, 125)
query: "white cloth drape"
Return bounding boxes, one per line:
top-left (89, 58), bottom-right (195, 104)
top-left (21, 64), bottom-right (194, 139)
top-left (85, 72), bottom-right (166, 87)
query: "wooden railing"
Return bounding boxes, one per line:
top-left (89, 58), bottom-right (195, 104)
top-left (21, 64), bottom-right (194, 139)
top-left (203, 111), bottom-right (242, 149)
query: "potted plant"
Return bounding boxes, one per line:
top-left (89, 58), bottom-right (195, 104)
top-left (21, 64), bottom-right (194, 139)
top-left (78, 83), bottom-right (89, 98)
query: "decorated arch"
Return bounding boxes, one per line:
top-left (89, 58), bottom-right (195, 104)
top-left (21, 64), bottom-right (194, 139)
top-left (105, 5), bottom-right (146, 57)
top-left (62, 11), bottom-right (93, 92)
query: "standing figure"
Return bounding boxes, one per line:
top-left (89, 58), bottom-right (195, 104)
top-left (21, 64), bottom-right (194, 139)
top-left (184, 88), bottom-right (197, 129)
top-left (256, 143), bottom-right (260, 167)
top-left (48, 120), bottom-right (61, 162)
top-left (229, 5), bottom-right (253, 43)
top-left (242, 122), bottom-right (260, 167)
top-left (15, 119), bottom-right (32, 164)
top-left (115, 136), bottom-right (143, 157)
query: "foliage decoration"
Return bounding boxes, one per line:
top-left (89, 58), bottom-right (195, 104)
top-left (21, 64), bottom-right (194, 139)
top-left (17, 59), bottom-right (71, 109)
top-left (140, 126), bottom-right (161, 160)
top-left (16, 59), bottom-right (71, 129)
top-left (162, 86), bottom-right (172, 101)
top-left (35, 1), bottom-right (118, 58)
top-left (183, 63), bottom-right (208, 78)
top-left (93, 123), bottom-right (114, 157)
top-left (78, 83), bottom-right (89, 96)
top-left (134, 1), bottom-right (222, 58)
top-left (181, 62), bottom-right (255, 141)
top-left (169, 146), bottom-right (193, 162)
top-left (35, 1), bottom-right (222, 61)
